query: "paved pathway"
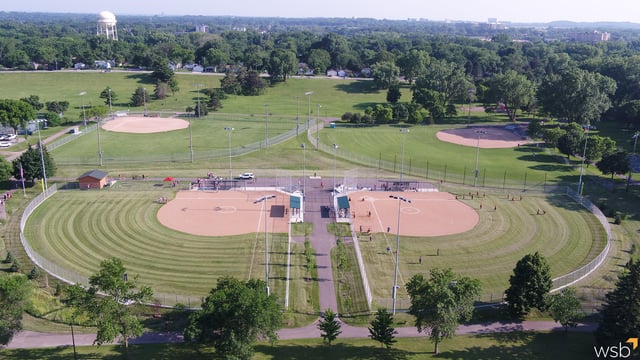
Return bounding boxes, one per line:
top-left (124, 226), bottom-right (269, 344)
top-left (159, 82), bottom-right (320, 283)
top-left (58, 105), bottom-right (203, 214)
top-left (7, 320), bottom-right (597, 349)
top-left (303, 177), bottom-right (339, 314)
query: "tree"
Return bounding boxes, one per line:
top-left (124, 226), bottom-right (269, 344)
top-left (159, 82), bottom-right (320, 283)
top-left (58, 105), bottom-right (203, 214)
top-left (184, 276), bottom-right (281, 360)
top-left (371, 61), bottom-right (400, 90)
top-left (0, 274), bottom-right (32, 346)
top-left (537, 67), bottom-right (616, 124)
top-left (596, 259), bottom-right (640, 346)
top-left (45, 100), bottom-right (70, 115)
top-left (505, 252), bottom-right (552, 318)
top-left (267, 49), bottom-right (297, 82)
top-left (397, 49), bottom-right (429, 84)
top-left (318, 309), bottom-right (341, 345)
top-left (11, 143), bottom-right (56, 185)
top-left (412, 59), bottom-right (472, 121)
top-left (557, 122), bottom-right (585, 159)
top-left (368, 308), bottom-right (398, 349)
top-left (99, 87), bottom-right (116, 107)
top-left (130, 87), bottom-right (146, 107)
top-left (0, 98), bottom-right (36, 132)
top-left (542, 127), bottom-right (565, 149)
top-left (585, 135), bottom-right (616, 164)
top-left (86, 258), bottom-right (153, 357)
top-left (406, 268), bottom-right (481, 354)
top-left (20, 95), bottom-right (44, 111)
top-left (150, 60), bottom-right (175, 84)
top-left (307, 48), bottom-right (331, 75)
top-left (483, 70), bottom-right (535, 122)
top-left (549, 287), bottom-right (583, 333)
top-left (597, 151), bottom-right (630, 180)
top-left (386, 83), bottom-right (401, 104)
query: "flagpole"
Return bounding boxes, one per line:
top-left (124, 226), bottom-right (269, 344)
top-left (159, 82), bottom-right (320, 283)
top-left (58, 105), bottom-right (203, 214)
top-left (19, 162), bottom-right (26, 197)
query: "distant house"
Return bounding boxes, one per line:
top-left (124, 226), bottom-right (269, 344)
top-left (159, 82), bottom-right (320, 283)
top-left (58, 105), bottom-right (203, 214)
top-left (78, 169), bottom-right (109, 189)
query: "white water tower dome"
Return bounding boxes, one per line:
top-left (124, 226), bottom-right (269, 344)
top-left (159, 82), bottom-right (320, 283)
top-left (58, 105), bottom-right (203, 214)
top-left (98, 11), bottom-right (117, 24)
top-left (97, 11), bottom-right (118, 40)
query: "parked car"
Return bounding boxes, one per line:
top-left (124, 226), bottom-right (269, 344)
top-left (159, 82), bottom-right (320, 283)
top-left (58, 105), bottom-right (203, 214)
top-left (0, 141), bottom-right (12, 147)
top-left (237, 172), bottom-right (255, 180)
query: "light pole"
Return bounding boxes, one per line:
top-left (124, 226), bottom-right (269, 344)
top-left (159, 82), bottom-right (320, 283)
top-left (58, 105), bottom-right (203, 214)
top-left (301, 143), bottom-right (306, 193)
top-left (316, 104), bottom-right (321, 150)
top-left (296, 96), bottom-right (300, 136)
top-left (400, 129), bottom-right (410, 181)
top-left (390, 194), bottom-right (411, 315)
top-left (625, 132), bottom-right (639, 192)
top-left (264, 103), bottom-right (269, 148)
top-left (108, 88), bottom-right (113, 119)
top-left (474, 130), bottom-right (486, 186)
top-left (467, 89), bottom-right (474, 127)
top-left (225, 127), bottom-right (234, 180)
top-left (305, 91), bottom-right (313, 128)
top-left (36, 123), bottom-right (48, 193)
top-left (143, 87), bottom-right (147, 116)
top-left (79, 91), bottom-right (87, 131)
top-left (577, 130), bottom-right (589, 195)
top-left (195, 84), bottom-right (202, 118)
top-left (254, 194), bottom-right (277, 296)
top-left (333, 143), bottom-right (339, 191)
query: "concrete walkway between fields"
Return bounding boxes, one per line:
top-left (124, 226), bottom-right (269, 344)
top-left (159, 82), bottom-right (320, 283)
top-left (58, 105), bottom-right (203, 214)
top-left (303, 177), bottom-right (339, 314)
top-left (7, 320), bottom-right (598, 349)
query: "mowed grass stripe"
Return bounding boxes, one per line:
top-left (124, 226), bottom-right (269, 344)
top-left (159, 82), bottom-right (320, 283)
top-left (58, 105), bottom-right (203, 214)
top-left (360, 193), bottom-right (605, 302)
top-left (24, 189), bottom-right (277, 298)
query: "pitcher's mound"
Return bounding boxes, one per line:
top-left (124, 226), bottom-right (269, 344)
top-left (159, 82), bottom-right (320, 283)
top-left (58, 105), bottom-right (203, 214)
top-left (102, 116), bottom-right (189, 133)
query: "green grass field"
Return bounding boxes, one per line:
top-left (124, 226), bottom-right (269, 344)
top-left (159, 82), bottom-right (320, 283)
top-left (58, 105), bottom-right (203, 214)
top-left (3, 71), bottom-right (637, 357)
top-left (23, 180), bottom-right (606, 311)
top-left (23, 181), bottom-right (291, 307)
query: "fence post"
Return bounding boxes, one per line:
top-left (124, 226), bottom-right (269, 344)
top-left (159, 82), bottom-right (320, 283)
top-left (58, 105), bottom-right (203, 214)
top-left (462, 166), bottom-right (466, 185)
top-left (503, 170), bottom-right (506, 189)
top-left (523, 171), bottom-right (528, 191)
top-left (444, 164), bottom-right (447, 183)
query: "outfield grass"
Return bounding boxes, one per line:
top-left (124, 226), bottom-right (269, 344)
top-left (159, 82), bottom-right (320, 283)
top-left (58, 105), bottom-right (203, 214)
top-left (321, 124), bottom-right (577, 188)
top-left (2, 331), bottom-right (597, 359)
top-left (359, 192), bottom-right (606, 307)
top-left (22, 180), bottom-right (606, 311)
top-left (23, 182), bottom-right (291, 307)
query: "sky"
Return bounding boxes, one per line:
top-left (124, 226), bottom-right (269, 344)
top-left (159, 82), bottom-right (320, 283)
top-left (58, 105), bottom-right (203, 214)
top-left (3, 0), bottom-right (640, 24)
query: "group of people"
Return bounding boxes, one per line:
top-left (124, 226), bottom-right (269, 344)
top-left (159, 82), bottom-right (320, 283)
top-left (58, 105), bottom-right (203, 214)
top-left (1, 190), bottom-right (13, 205)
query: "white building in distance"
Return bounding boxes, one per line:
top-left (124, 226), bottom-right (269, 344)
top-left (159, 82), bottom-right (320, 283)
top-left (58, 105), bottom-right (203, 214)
top-left (97, 11), bottom-right (118, 40)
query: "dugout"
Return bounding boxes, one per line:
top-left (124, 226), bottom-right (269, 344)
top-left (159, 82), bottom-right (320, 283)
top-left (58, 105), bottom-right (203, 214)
top-left (289, 193), bottom-right (304, 222)
top-left (335, 195), bottom-right (350, 220)
top-left (378, 179), bottom-right (418, 192)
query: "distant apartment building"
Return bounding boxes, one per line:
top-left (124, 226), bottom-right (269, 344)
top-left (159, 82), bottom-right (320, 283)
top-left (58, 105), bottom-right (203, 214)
top-left (572, 30), bottom-right (611, 43)
top-left (196, 24), bottom-right (209, 33)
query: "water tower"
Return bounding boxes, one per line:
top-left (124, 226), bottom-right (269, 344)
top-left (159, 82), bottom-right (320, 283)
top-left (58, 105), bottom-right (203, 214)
top-left (97, 11), bottom-right (118, 40)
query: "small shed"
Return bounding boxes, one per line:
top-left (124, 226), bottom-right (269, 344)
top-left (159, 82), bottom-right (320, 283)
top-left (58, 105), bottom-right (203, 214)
top-left (78, 170), bottom-right (109, 189)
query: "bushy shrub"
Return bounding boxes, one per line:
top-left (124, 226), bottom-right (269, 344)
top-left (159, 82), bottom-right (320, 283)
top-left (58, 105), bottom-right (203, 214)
top-left (10, 259), bottom-right (21, 272)
top-left (28, 266), bottom-right (40, 280)
top-left (4, 251), bottom-right (13, 264)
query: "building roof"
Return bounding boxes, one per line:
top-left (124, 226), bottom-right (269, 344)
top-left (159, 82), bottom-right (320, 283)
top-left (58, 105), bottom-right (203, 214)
top-left (78, 169), bottom-right (108, 180)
